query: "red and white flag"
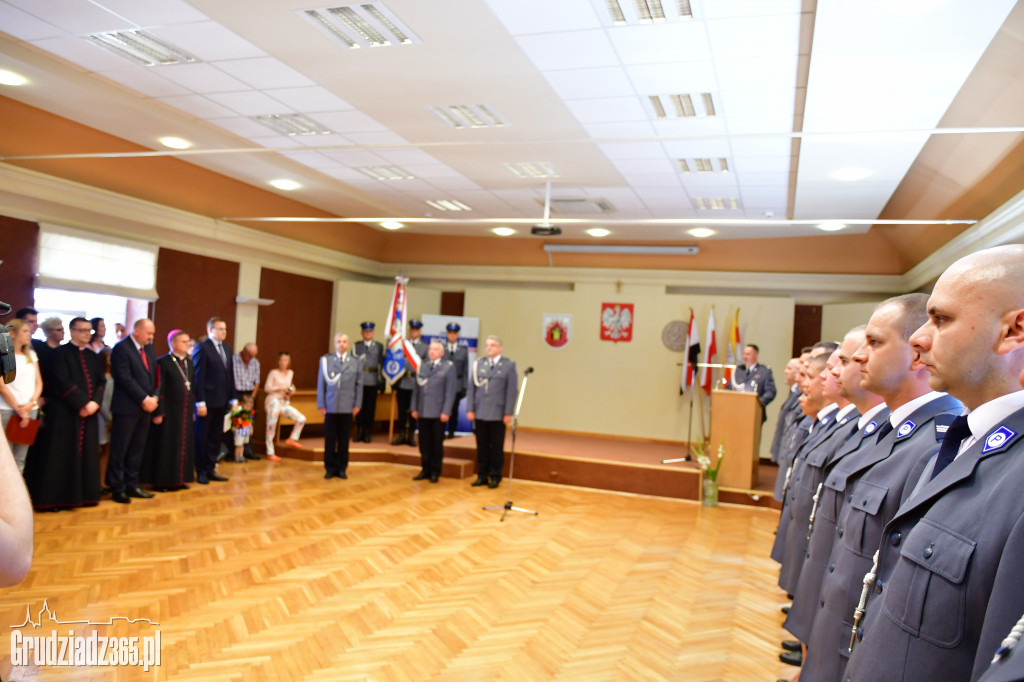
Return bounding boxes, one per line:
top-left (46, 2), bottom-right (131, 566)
top-left (681, 308), bottom-right (700, 392)
top-left (701, 307), bottom-right (717, 395)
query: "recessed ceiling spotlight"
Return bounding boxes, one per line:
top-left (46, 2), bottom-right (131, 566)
top-left (269, 179), bottom-right (302, 191)
top-left (817, 221), bottom-right (846, 232)
top-left (380, 221), bottom-right (405, 230)
top-left (159, 136), bottom-right (191, 150)
top-left (492, 227), bottom-right (516, 236)
top-left (586, 228), bottom-right (611, 238)
top-left (0, 69), bottom-right (28, 86)
top-left (831, 167), bottom-right (871, 182)
top-left (688, 228), bottom-right (715, 238)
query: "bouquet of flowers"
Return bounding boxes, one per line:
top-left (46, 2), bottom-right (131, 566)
top-left (693, 442), bottom-right (725, 483)
top-left (231, 406), bottom-right (253, 436)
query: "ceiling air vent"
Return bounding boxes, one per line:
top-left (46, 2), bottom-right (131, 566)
top-left (545, 198), bottom-right (615, 214)
top-left (299, 3), bottom-right (420, 49)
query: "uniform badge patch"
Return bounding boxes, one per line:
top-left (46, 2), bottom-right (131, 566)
top-left (864, 421), bottom-right (878, 435)
top-left (897, 420), bottom-right (916, 438)
top-left (983, 426), bottom-right (1017, 454)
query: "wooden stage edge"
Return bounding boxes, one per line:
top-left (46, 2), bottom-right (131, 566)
top-left (274, 428), bottom-right (782, 510)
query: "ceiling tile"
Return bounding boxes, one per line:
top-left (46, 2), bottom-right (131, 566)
top-left (705, 14), bottom-right (800, 60)
top-left (483, 0), bottom-right (602, 34)
top-left (582, 121), bottom-right (656, 139)
top-left (608, 22), bottom-right (711, 64)
top-left (375, 149), bottom-right (441, 166)
top-left (206, 91), bottom-right (293, 116)
top-left (731, 156), bottom-right (792, 174)
top-left (620, 173), bottom-right (683, 188)
top-left (544, 67), bottom-right (634, 100)
top-left (515, 31), bottom-right (619, 71)
top-left (7, 0), bottom-right (130, 34)
top-left (158, 94), bottom-right (237, 119)
top-left (626, 62), bottom-right (717, 95)
top-left (30, 36), bottom-right (131, 72)
top-left (323, 150), bottom-right (388, 166)
top-left (714, 55), bottom-right (799, 92)
top-left (101, 68), bottom-right (191, 97)
top-left (208, 116), bottom-right (275, 139)
top-left (346, 131), bottom-right (408, 145)
top-left (565, 97), bottom-right (647, 123)
top-left (701, 0), bottom-right (803, 19)
top-left (314, 111), bottom-right (390, 134)
top-left (213, 57), bottom-right (316, 90)
top-left (264, 86), bottom-right (354, 113)
top-left (147, 21), bottom-right (266, 62)
top-left (158, 62), bottom-right (249, 93)
top-left (247, 135), bottom-right (303, 149)
top-left (598, 141), bottom-right (666, 159)
top-left (0, 2), bottom-right (64, 40)
top-left (728, 136), bottom-right (793, 157)
top-left (292, 133), bottom-right (351, 148)
top-left (614, 158), bottom-right (675, 174)
top-left (424, 176), bottom-right (484, 191)
top-left (96, 0), bottom-right (209, 26)
top-left (661, 139), bottom-right (731, 158)
top-left (280, 151), bottom-right (337, 169)
top-left (651, 117), bottom-right (728, 139)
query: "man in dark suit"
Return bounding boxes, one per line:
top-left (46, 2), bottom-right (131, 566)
top-left (727, 343), bottom-right (777, 421)
top-left (108, 318), bottom-right (159, 504)
top-left (192, 317), bottom-right (233, 485)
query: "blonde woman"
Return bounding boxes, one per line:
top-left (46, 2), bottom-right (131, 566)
top-left (0, 320), bottom-right (43, 472)
top-left (263, 352), bottom-right (306, 461)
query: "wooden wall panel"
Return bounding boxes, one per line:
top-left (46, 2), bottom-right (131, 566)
top-left (152, 248), bottom-right (238, 353)
top-left (440, 292), bottom-right (465, 317)
top-left (0, 216), bottom-right (39, 320)
top-left (793, 304), bottom-right (823, 356)
top-left (257, 268), bottom-right (333, 389)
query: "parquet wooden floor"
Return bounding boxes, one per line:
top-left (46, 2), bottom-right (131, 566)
top-left (1, 459), bottom-right (796, 681)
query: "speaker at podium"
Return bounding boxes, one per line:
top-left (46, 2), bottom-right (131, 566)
top-left (708, 388), bottom-right (762, 489)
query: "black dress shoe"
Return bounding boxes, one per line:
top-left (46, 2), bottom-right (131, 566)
top-left (338, 472), bottom-right (348, 479)
top-left (112, 491), bottom-right (131, 504)
top-left (127, 487), bottom-right (154, 499)
top-left (780, 605), bottom-right (791, 614)
top-left (324, 472), bottom-right (335, 479)
top-left (391, 436), bottom-right (405, 445)
top-left (207, 472), bottom-right (229, 482)
top-left (429, 474), bottom-right (439, 483)
top-left (779, 651), bottom-right (802, 666)
top-left (244, 453), bottom-right (261, 460)
top-left (488, 478), bottom-right (500, 489)
top-left (100, 487), bottom-right (111, 496)
top-left (471, 477), bottom-right (488, 487)
top-left (196, 473), bottom-right (209, 485)
top-left (781, 640), bottom-right (801, 652)
top-left (151, 487), bottom-right (171, 493)
top-left (179, 484), bottom-right (190, 490)
top-left (412, 471), bottom-right (429, 480)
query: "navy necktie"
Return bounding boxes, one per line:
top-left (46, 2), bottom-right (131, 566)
top-left (874, 419), bottom-right (894, 443)
top-left (930, 415), bottom-right (972, 480)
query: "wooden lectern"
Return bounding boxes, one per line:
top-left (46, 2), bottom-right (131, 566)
top-left (708, 389), bottom-right (763, 489)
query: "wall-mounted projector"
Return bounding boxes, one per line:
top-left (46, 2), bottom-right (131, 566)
top-left (531, 223), bottom-right (562, 236)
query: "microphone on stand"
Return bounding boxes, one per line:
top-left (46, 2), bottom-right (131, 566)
top-left (524, 367), bottom-right (534, 375)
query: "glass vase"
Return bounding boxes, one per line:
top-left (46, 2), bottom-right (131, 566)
top-left (703, 477), bottom-right (719, 507)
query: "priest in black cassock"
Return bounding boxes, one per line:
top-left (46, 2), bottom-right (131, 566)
top-left (25, 317), bottom-right (104, 511)
top-left (143, 330), bottom-right (195, 491)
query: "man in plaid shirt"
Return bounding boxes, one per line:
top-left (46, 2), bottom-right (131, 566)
top-left (232, 343), bottom-right (261, 460)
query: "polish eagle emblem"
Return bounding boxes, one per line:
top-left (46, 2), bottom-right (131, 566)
top-left (601, 303), bottom-right (634, 342)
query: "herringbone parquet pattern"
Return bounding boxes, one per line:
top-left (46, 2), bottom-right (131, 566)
top-left (0, 460), bottom-right (793, 681)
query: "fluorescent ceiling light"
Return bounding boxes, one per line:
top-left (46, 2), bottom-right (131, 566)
top-left (817, 221), bottom-right (846, 232)
top-left (544, 245), bottom-right (699, 255)
top-left (252, 113), bottom-right (331, 136)
top-left (701, 93), bottom-right (716, 116)
top-left (429, 104), bottom-right (505, 129)
top-left (0, 69), bottom-right (28, 86)
top-left (697, 198), bottom-right (739, 210)
top-left (300, 3), bottom-right (420, 49)
top-left (379, 221), bottom-right (405, 230)
top-left (503, 162), bottom-right (561, 179)
top-left (635, 0), bottom-right (667, 23)
top-left (426, 200), bottom-right (472, 211)
top-left (159, 136), bottom-right (191, 150)
top-left (831, 167), bottom-right (872, 181)
top-left (586, 228), bottom-right (611, 237)
top-left (492, 227), bottom-right (516, 236)
top-left (694, 158), bottom-right (713, 173)
top-left (269, 179), bottom-right (302, 190)
top-left (88, 30), bottom-right (197, 67)
top-left (678, 159), bottom-right (691, 174)
top-left (678, 0), bottom-right (693, 20)
top-left (606, 0), bottom-right (627, 25)
top-left (671, 94), bottom-right (695, 117)
top-left (688, 228), bottom-right (715, 238)
top-left (357, 166), bottom-right (415, 180)
top-left (718, 158), bottom-right (730, 173)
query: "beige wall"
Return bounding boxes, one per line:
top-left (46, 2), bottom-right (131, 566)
top-left (330, 280), bottom-right (442, 354)
top-left (821, 301), bottom-right (885, 342)
top-left (464, 282), bottom-right (794, 457)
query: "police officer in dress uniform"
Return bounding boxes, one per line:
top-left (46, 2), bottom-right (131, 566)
top-left (354, 321), bottom-right (382, 443)
top-left (771, 357), bottom-right (805, 464)
top-left (845, 246), bottom-right (1024, 682)
top-left (466, 335), bottom-right (518, 489)
top-left (317, 333), bottom-right (363, 479)
top-left (799, 294), bottom-right (963, 681)
top-left (726, 343), bottom-right (777, 422)
top-left (411, 340), bottom-right (456, 483)
top-left (443, 322), bottom-right (469, 439)
top-left (392, 320), bottom-right (427, 447)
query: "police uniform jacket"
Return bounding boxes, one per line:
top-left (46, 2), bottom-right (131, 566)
top-left (729, 362), bottom-right (778, 410)
top-left (778, 407), bottom-right (861, 594)
top-left (466, 356), bottom-right (518, 422)
top-left (784, 407), bottom-right (890, 643)
top-left (316, 353), bottom-right (364, 414)
top-left (772, 409), bottom-right (848, 565)
top-left (800, 392), bottom-right (962, 682)
top-left (413, 359), bottom-right (456, 419)
top-left (774, 414), bottom-right (812, 501)
top-left (444, 343), bottom-right (469, 393)
top-left (846, 405), bottom-right (1024, 682)
top-left (771, 386), bottom-right (804, 462)
top-left (396, 338), bottom-right (428, 391)
top-left (354, 339), bottom-right (383, 388)
top-left (977, 611), bottom-right (1024, 682)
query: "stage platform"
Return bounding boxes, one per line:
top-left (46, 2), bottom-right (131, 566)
top-left (273, 428), bottom-right (781, 509)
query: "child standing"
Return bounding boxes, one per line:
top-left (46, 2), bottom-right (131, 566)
top-left (231, 394), bottom-right (255, 463)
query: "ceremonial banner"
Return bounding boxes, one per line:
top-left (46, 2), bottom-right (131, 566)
top-left (701, 307), bottom-right (717, 395)
top-left (382, 276), bottom-right (421, 385)
top-left (681, 308), bottom-right (700, 392)
top-left (724, 308), bottom-right (741, 384)
top-left (542, 313), bottom-right (572, 349)
top-left (600, 303), bottom-right (633, 342)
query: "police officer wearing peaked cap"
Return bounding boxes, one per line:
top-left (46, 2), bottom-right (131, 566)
top-left (354, 321), bottom-right (383, 443)
top-left (443, 322), bottom-right (469, 439)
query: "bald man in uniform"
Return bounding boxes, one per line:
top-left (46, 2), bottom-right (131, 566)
top-left (846, 246), bottom-right (1024, 681)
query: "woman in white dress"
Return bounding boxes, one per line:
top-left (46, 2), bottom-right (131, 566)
top-left (263, 352), bottom-right (307, 461)
top-left (0, 320), bottom-right (43, 472)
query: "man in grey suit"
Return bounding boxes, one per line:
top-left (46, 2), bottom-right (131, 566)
top-left (411, 341), bottom-right (456, 483)
top-left (317, 333), bottom-right (363, 480)
top-left (800, 294), bottom-right (962, 681)
top-left (727, 343), bottom-right (777, 421)
top-left (391, 320), bottom-right (427, 447)
top-left (466, 335), bottom-right (519, 489)
top-left (354, 321), bottom-right (382, 443)
top-left (847, 245), bottom-right (1024, 682)
top-left (443, 322), bottom-right (469, 439)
